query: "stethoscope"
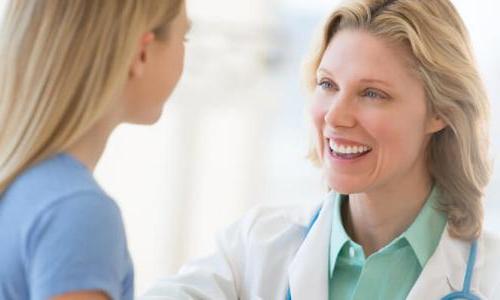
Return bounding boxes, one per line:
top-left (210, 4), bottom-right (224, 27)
top-left (285, 208), bottom-right (480, 300)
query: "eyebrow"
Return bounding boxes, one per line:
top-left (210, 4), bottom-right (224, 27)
top-left (317, 67), bottom-right (332, 77)
top-left (359, 78), bottom-right (393, 88)
top-left (317, 68), bottom-right (393, 88)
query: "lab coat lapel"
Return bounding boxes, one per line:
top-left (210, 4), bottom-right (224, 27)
top-left (287, 195), bottom-right (334, 300)
top-left (407, 225), bottom-right (483, 299)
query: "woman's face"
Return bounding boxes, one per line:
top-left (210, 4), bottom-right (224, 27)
top-left (311, 29), bottom-right (444, 194)
top-left (123, 2), bottom-right (190, 124)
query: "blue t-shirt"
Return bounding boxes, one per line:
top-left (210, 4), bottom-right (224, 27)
top-left (0, 153), bottom-right (134, 300)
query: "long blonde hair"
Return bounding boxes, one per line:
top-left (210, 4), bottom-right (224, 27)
top-left (0, 0), bottom-right (183, 195)
top-left (304, 0), bottom-right (491, 240)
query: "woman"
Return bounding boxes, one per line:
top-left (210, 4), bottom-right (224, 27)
top-left (0, 0), bottom-right (190, 299)
top-left (142, 0), bottom-right (500, 299)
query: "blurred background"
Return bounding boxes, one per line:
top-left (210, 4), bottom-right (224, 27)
top-left (2, 0), bottom-right (498, 296)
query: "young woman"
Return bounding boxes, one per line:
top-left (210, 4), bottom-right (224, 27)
top-left (0, 1), bottom-right (190, 299)
top-left (142, 0), bottom-right (500, 299)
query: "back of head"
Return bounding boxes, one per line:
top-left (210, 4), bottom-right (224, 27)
top-left (304, 0), bottom-right (491, 240)
top-left (0, 0), bottom-right (183, 195)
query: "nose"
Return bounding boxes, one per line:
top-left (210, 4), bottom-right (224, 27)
top-left (324, 93), bottom-right (356, 128)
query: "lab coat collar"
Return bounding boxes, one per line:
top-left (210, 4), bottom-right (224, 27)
top-left (287, 193), bottom-right (484, 300)
top-left (407, 225), bottom-right (484, 299)
top-left (287, 192), bottom-right (335, 300)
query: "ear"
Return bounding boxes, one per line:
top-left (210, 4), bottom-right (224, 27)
top-left (426, 114), bottom-right (447, 134)
top-left (128, 32), bottom-right (156, 79)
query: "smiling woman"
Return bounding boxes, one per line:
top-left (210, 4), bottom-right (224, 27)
top-left (141, 0), bottom-right (500, 299)
top-left (304, 0), bottom-right (490, 242)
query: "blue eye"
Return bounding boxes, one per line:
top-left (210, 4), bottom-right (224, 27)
top-left (363, 89), bottom-right (387, 100)
top-left (366, 91), bottom-right (378, 98)
top-left (318, 80), bottom-right (334, 90)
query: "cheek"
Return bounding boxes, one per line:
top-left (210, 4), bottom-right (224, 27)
top-left (171, 43), bottom-right (185, 74)
top-left (310, 99), bottom-right (329, 150)
top-left (310, 98), bottom-right (336, 163)
top-left (310, 98), bottom-right (330, 133)
top-left (361, 108), bottom-right (428, 165)
top-left (166, 45), bottom-right (185, 86)
top-left (155, 49), bottom-right (184, 100)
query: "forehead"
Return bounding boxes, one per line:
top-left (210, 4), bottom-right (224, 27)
top-left (319, 29), bottom-right (417, 85)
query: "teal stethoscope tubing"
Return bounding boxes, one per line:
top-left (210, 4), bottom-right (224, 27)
top-left (441, 239), bottom-right (480, 300)
top-left (285, 209), bottom-right (480, 300)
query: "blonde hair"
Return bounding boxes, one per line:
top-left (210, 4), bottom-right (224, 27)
top-left (304, 0), bottom-right (491, 240)
top-left (0, 0), bottom-right (183, 194)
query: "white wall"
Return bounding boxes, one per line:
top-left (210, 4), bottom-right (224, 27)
top-left (452, 0), bottom-right (500, 230)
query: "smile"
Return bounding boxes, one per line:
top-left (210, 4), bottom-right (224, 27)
top-left (327, 138), bottom-right (372, 159)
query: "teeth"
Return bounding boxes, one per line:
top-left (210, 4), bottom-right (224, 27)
top-left (328, 139), bottom-right (371, 155)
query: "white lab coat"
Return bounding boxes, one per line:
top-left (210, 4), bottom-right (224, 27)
top-left (141, 193), bottom-right (500, 300)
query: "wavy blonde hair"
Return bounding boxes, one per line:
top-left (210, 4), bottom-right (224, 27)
top-left (0, 0), bottom-right (183, 195)
top-left (304, 0), bottom-right (491, 240)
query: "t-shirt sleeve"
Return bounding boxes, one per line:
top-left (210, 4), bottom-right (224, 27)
top-left (22, 191), bottom-right (130, 300)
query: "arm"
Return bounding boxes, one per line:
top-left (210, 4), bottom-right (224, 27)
top-left (140, 205), bottom-right (298, 300)
top-left (140, 213), bottom-right (252, 300)
top-left (52, 291), bottom-right (110, 300)
top-left (24, 192), bottom-right (131, 300)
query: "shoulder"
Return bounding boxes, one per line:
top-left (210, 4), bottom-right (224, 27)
top-left (2, 153), bottom-right (111, 221)
top-left (24, 189), bottom-right (126, 257)
top-left (16, 155), bottom-right (126, 260)
top-left (1, 155), bottom-right (132, 300)
top-left (24, 190), bottom-right (132, 300)
top-left (478, 229), bottom-right (500, 270)
top-left (480, 229), bottom-right (500, 252)
top-left (217, 196), bottom-right (326, 249)
top-left (476, 230), bottom-right (500, 294)
top-left (5, 153), bottom-right (105, 204)
top-left (207, 194), bottom-right (330, 295)
top-left (0, 153), bottom-right (123, 253)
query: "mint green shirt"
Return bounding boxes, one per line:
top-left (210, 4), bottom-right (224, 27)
top-left (329, 186), bottom-right (447, 300)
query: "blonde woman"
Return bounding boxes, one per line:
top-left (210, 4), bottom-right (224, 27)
top-left (0, 0), bottom-right (190, 299)
top-left (142, 0), bottom-right (500, 299)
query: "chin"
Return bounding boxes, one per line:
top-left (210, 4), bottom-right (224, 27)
top-left (145, 112), bottom-right (163, 124)
top-left (127, 109), bottom-right (163, 125)
top-left (326, 174), bottom-right (366, 195)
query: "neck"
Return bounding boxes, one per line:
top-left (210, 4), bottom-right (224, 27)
top-left (343, 163), bottom-right (433, 257)
top-left (66, 115), bottom-right (119, 172)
